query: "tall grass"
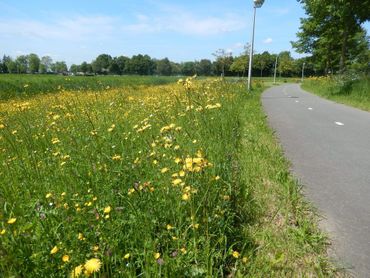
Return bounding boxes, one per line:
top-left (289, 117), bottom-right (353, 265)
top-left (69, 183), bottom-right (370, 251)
top-left (0, 78), bottom-right (251, 276)
top-left (0, 74), bottom-right (177, 100)
top-left (0, 77), bottom-right (336, 276)
top-left (302, 75), bottom-right (370, 111)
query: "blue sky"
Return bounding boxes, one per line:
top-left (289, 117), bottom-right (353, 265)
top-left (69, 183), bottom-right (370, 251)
top-left (0, 0), bottom-right (369, 66)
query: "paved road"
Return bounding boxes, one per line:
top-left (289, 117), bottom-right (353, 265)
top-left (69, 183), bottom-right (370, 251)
top-left (262, 84), bottom-right (370, 277)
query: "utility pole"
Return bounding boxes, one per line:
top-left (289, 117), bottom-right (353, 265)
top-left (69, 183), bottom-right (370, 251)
top-left (273, 55), bottom-right (278, 84)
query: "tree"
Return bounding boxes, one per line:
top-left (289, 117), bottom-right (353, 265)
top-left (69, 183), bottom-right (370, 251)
top-left (109, 58), bottom-right (121, 75)
top-left (181, 62), bottom-right (196, 76)
top-left (92, 54), bottom-right (112, 74)
top-left (27, 53), bottom-right (40, 73)
top-left (278, 51), bottom-right (297, 77)
top-left (170, 62), bottom-right (181, 75)
top-left (212, 49), bottom-right (233, 77)
top-left (51, 61), bottom-right (68, 74)
top-left (197, 59), bottom-right (213, 76)
top-left (293, 0), bottom-right (370, 73)
top-left (80, 62), bottom-right (92, 74)
top-left (3, 56), bottom-right (16, 73)
top-left (253, 51), bottom-right (273, 77)
top-left (15, 55), bottom-right (28, 73)
top-left (39, 56), bottom-right (53, 73)
top-left (126, 54), bottom-right (155, 75)
top-left (115, 56), bottom-right (130, 75)
top-left (69, 64), bottom-right (79, 74)
top-left (156, 58), bottom-right (172, 76)
top-left (230, 55), bottom-right (248, 76)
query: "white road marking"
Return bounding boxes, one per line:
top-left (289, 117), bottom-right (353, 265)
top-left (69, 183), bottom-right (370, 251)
top-left (295, 100), bottom-right (299, 103)
top-left (335, 122), bottom-right (344, 126)
top-left (308, 107), bottom-right (313, 110)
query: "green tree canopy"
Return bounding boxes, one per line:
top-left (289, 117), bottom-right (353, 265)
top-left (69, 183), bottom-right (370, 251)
top-left (293, 0), bottom-right (370, 73)
top-left (27, 53), bottom-right (40, 74)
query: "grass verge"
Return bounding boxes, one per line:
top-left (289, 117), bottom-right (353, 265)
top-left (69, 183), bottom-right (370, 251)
top-left (302, 76), bottom-right (370, 112)
top-left (235, 86), bottom-right (338, 276)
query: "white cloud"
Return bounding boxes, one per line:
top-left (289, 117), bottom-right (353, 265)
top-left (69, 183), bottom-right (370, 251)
top-left (122, 11), bottom-right (246, 36)
top-left (263, 38), bottom-right (273, 44)
top-left (0, 16), bottom-right (115, 41)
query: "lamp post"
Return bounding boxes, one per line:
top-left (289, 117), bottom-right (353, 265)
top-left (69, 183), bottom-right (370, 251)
top-left (247, 0), bottom-right (265, 92)
top-left (301, 62), bottom-right (306, 83)
top-left (273, 54), bottom-right (278, 84)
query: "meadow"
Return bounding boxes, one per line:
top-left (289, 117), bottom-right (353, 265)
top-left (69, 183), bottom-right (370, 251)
top-left (0, 75), bottom-right (335, 277)
top-left (302, 75), bottom-right (370, 111)
top-left (0, 74), bottom-right (177, 100)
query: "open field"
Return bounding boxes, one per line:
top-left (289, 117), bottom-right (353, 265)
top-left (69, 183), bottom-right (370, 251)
top-left (0, 74), bottom-right (178, 100)
top-left (0, 76), bottom-right (335, 276)
top-left (302, 76), bottom-right (370, 112)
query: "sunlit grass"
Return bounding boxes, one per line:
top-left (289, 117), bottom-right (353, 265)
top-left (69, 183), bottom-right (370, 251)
top-left (302, 75), bottom-right (370, 111)
top-left (0, 74), bottom-right (178, 100)
top-left (0, 76), bottom-right (336, 276)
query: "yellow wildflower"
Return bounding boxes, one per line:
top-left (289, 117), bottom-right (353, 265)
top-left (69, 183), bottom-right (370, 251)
top-left (166, 224), bottom-right (173, 230)
top-left (7, 218), bottom-right (16, 224)
top-left (161, 167), bottom-right (169, 173)
top-left (232, 251), bottom-right (240, 258)
top-left (154, 253), bottom-right (161, 260)
top-left (104, 206), bottom-right (111, 214)
top-left (62, 254), bottom-right (70, 262)
top-left (45, 193), bottom-right (52, 198)
top-left (124, 253), bottom-right (130, 259)
top-left (112, 155), bottom-right (122, 161)
top-left (84, 258), bottom-right (102, 274)
top-left (0, 229), bottom-right (5, 235)
top-left (71, 265), bottom-right (83, 278)
top-left (50, 246), bottom-right (59, 255)
top-left (182, 193), bottom-right (190, 201)
top-left (172, 179), bottom-right (182, 186)
top-left (107, 124), bottom-right (116, 132)
top-left (51, 138), bottom-right (60, 144)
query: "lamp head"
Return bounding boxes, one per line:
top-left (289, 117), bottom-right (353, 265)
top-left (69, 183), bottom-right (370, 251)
top-left (253, 0), bottom-right (265, 8)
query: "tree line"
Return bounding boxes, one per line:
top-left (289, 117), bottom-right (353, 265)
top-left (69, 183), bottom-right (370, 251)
top-left (0, 50), bottom-right (318, 77)
top-left (292, 0), bottom-right (370, 75)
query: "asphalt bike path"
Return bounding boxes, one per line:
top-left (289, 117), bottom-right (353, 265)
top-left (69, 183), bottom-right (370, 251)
top-left (262, 84), bottom-right (370, 277)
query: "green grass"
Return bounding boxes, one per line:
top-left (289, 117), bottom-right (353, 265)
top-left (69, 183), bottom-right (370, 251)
top-left (0, 78), bottom-right (336, 276)
top-left (236, 86), bottom-right (338, 276)
top-left (0, 74), bottom-right (178, 100)
top-left (302, 76), bottom-right (370, 111)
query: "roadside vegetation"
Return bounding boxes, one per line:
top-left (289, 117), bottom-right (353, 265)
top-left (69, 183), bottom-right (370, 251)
top-left (0, 75), bottom-right (336, 276)
top-left (303, 75), bottom-right (370, 112)
top-left (0, 74), bottom-right (177, 100)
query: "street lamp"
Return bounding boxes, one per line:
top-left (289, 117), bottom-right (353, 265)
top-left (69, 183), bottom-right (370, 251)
top-left (273, 54), bottom-right (278, 84)
top-left (301, 62), bottom-right (306, 83)
top-left (247, 0), bottom-right (265, 91)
